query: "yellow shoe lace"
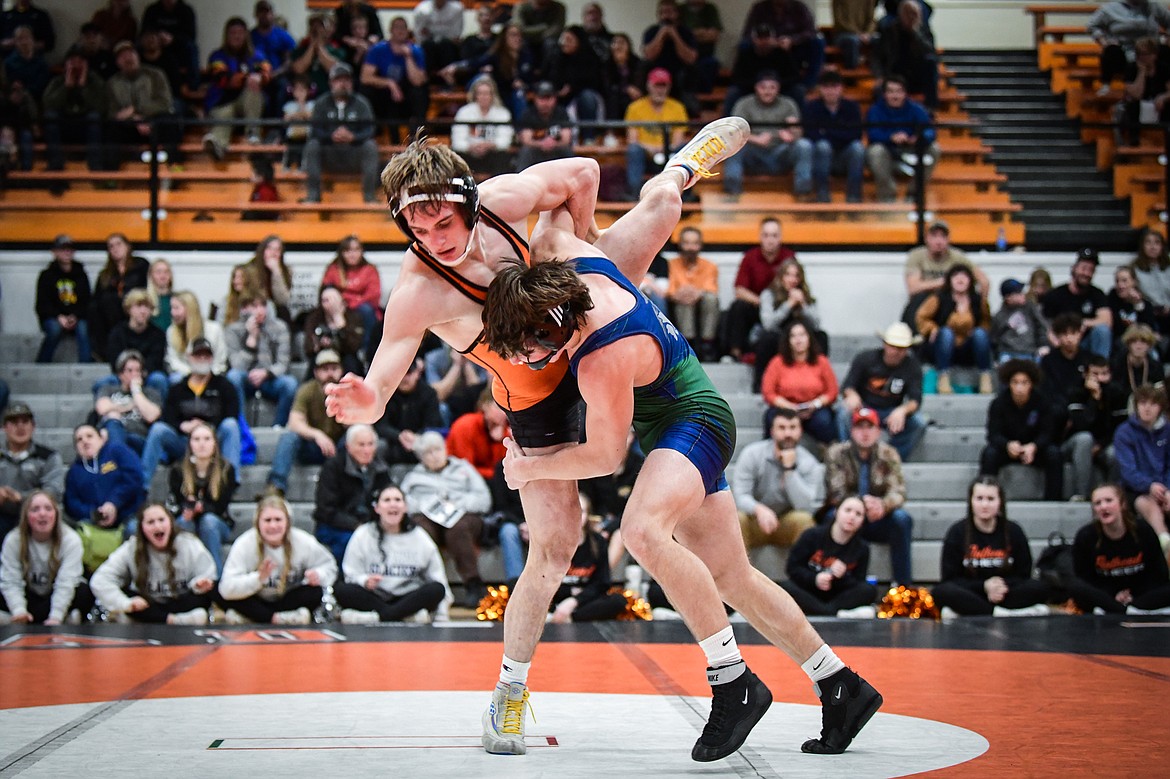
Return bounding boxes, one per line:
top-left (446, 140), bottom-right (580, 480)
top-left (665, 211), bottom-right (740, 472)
top-left (684, 135), bottom-right (728, 179)
top-left (501, 689), bottom-right (533, 736)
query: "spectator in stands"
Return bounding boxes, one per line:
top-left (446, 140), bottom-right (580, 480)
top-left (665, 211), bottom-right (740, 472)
top-left (1112, 324), bottom-right (1165, 403)
top-left (0, 0), bottom-right (54, 55)
top-left (579, 3), bottom-right (612, 64)
top-left (1068, 482), bottom-right (1170, 613)
top-left (302, 62), bottom-right (379, 204)
top-left (95, 349), bottom-right (162, 455)
top-left (805, 69), bottom-right (865, 203)
top-left (1028, 267), bottom-right (1053, 305)
top-left (75, 22), bottom-right (116, 81)
top-left (443, 22), bottom-right (536, 120)
top-left (281, 75), bottom-right (312, 167)
top-left (336, 0), bottom-right (383, 44)
top-left (336, 483), bottom-right (451, 623)
top-left (836, 323), bottom-right (927, 461)
top-left (91, 0), bottom-right (138, 52)
top-left (266, 349), bottom-right (348, 497)
top-left (246, 235), bottom-right (293, 323)
top-left (514, 80), bottom-right (573, 171)
top-left (865, 76), bottom-right (939, 203)
top-left (546, 25), bottom-right (604, 142)
top-left (902, 220), bottom-right (988, 329)
top-left (831, 0), bottom-right (876, 69)
top-left (90, 235), bottom-right (150, 363)
top-left (915, 264), bottom-right (994, 394)
top-left (1132, 228), bottom-right (1170, 325)
top-left (666, 226), bottom-right (720, 362)
top-left (168, 421), bottom-right (236, 575)
top-left (103, 289), bottom-right (169, 400)
top-left (824, 406), bottom-right (915, 585)
top-left (459, 3), bottom-right (498, 65)
top-left (250, 1), bottom-right (295, 89)
top-left (137, 27), bottom-right (197, 115)
top-left (360, 16), bottom-right (429, 142)
top-left (723, 69), bottom-right (813, 199)
top-left (446, 387), bottom-right (508, 485)
top-left (754, 257), bottom-right (824, 391)
top-left (224, 292), bottom-right (297, 427)
top-left (334, 13), bottom-right (374, 74)
top-left (1041, 313), bottom-right (1092, 426)
top-left (678, 0), bottom-right (723, 93)
top-left (413, 0), bottom-right (464, 77)
top-left (320, 234), bottom-right (382, 351)
top-left (303, 285), bottom-right (365, 376)
top-left (1041, 248), bottom-right (1113, 358)
top-left (621, 67), bottom-right (687, 198)
top-left (214, 263), bottom-right (258, 325)
top-left (91, 503), bottom-right (216, 624)
top-left (1088, 0), bottom-right (1170, 92)
top-left (726, 22), bottom-right (799, 114)
top-left (2, 26), bottom-right (48, 102)
top-left (218, 494), bottom-right (338, 625)
top-left (35, 234), bottom-right (92, 364)
top-left (167, 290), bottom-right (227, 380)
top-left (1114, 383), bottom-right (1170, 552)
top-left (401, 431), bottom-right (492, 608)
top-left (64, 424), bottom-right (142, 532)
top-left (732, 408), bottom-right (821, 555)
top-left (1108, 265), bottom-right (1160, 349)
top-left (0, 490), bottom-right (90, 625)
top-left (107, 39), bottom-right (179, 167)
top-left (42, 46), bottom-right (105, 177)
top-left (740, 0), bottom-right (824, 96)
top-left (1116, 37), bottom-right (1170, 145)
top-left (991, 278), bottom-right (1049, 363)
top-left (141, 0), bottom-right (199, 89)
top-left (373, 356), bottom-right (445, 467)
top-left (760, 318), bottom-right (839, 445)
top-left (202, 16), bottom-right (271, 160)
top-left (874, 0), bottom-right (938, 107)
top-left (451, 74), bottom-right (515, 177)
top-left (602, 32), bottom-right (644, 124)
top-left (0, 70), bottom-right (36, 173)
top-left (426, 345), bottom-right (488, 425)
top-left (780, 496), bottom-right (877, 618)
top-left (291, 13), bottom-right (342, 99)
top-left (641, 0), bottom-right (699, 112)
top-left (146, 259), bottom-right (173, 331)
top-left (140, 337), bottom-right (241, 490)
top-left (546, 494), bottom-right (628, 624)
top-left (932, 476), bottom-right (1052, 617)
top-left (979, 359), bottom-right (1063, 501)
top-left (0, 403), bottom-right (65, 540)
top-left (514, 0), bottom-right (566, 70)
top-left (724, 217), bottom-right (796, 363)
top-left (1064, 355), bottom-right (1127, 500)
top-left (313, 424), bottom-right (393, 563)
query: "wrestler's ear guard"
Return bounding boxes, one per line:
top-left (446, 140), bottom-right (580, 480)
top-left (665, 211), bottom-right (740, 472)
top-left (390, 175), bottom-right (480, 242)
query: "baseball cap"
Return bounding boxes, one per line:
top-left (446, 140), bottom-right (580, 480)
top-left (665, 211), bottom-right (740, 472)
top-left (3, 402), bottom-right (34, 423)
top-left (852, 407), bottom-right (879, 427)
top-left (329, 62), bottom-right (353, 80)
top-left (315, 349), bottom-right (341, 367)
top-left (51, 234), bottom-right (74, 249)
top-left (188, 337), bottom-right (214, 356)
top-left (927, 219), bottom-right (949, 235)
top-left (1076, 247), bottom-right (1099, 265)
top-left (534, 81), bottom-right (557, 97)
top-left (1000, 278), bottom-right (1025, 297)
top-left (112, 39), bottom-right (135, 56)
top-left (647, 67), bottom-right (672, 86)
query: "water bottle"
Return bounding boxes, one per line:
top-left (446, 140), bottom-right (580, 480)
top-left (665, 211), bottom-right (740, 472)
top-left (995, 227), bottom-right (1008, 252)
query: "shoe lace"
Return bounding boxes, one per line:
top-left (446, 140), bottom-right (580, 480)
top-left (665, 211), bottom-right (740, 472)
top-left (700, 685), bottom-right (732, 741)
top-left (684, 135), bottom-right (728, 179)
top-left (501, 689), bottom-right (533, 736)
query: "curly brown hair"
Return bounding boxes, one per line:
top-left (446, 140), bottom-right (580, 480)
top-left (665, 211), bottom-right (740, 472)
top-left (482, 259), bottom-right (593, 359)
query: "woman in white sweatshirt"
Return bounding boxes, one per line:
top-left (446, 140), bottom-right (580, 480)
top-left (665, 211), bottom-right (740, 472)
top-left (218, 495), bottom-right (338, 625)
top-left (90, 503), bottom-right (217, 625)
top-left (336, 484), bottom-right (451, 624)
top-left (0, 491), bottom-right (91, 625)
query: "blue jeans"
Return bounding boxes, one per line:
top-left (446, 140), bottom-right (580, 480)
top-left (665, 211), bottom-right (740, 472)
top-left (92, 372), bottom-right (169, 403)
top-left (722, 139), bottom-right (814, 195)
top-left (140, 418), bottom-right (241, 490)
top-left (227, 370), bottom-right (299, 426)
top-left (353, 302), bottom-right (379, 357)
top-left (100, 417), bottom-right (147, 455)
top-left (177, 512), bottom-right (232, 576)
top-left (568, 88), bottom-right (603, 142)
top-left (314, 523), bottom-right (353, 566)
top-left (38, 317), bottom-right (92, 363)
top-left (268, 431), bottom-right (327, 491)
top-left (499, 522), bottom-right (526, 580)
top-left (812, 139), bottom-right (865, 202)
top-left (863, 508), bottom-right (914, 585)
top-left (44, 110), bottom-right (103, 171)
top-left (834, 404), bottom-right (927, 462)
top-left (1082, 323), bottom-right (1112, 358)
top-left (934, 327), bottom-right (992, 371)
top-left (625, 142), bottom-right (678, 198)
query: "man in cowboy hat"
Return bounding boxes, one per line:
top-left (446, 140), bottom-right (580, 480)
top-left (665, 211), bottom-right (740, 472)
top-left (835, 322), bottom-right (926, 460)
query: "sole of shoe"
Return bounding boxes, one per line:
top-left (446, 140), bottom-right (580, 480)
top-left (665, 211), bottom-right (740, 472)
top-left (800, 681), bottom-right (884, 755)
top-left (691, 675), bottom-right (773, 762)
top-left (481, 711), bottom-right (526, 755)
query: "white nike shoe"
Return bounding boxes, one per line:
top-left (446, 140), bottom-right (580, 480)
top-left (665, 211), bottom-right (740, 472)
top-left (664, 117), bottom-right (750, 190)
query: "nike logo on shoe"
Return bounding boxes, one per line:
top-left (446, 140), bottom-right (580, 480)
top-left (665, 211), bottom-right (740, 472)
top-left (833, 684), bottom-right (845, 702)
top-left (741, 690), bottom-right (749, 705)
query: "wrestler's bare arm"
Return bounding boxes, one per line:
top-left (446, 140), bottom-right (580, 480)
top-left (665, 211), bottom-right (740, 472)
top-left (479, 157), bottom-right (600, 240)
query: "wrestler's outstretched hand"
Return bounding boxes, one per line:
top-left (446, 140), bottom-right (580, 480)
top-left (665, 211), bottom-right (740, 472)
top-left (501, 436), bottom-right (530, 491)
top-left (325, 373), bottom-right (383, 425)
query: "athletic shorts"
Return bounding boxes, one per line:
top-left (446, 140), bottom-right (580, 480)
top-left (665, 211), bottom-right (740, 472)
top-left (501, 369), bottom-right (582, 449)
top-left (653, 417), bottom-right (732, 496)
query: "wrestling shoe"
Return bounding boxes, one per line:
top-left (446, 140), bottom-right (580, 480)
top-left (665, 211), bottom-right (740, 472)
top-left (482, 681), bottom-right (532, 755)
top-left (691, 661), bottom-right (773, 762)
top-left (801, 667), bottom-right (883, 755)
top-left (665, 117), bottom-right (750, 190)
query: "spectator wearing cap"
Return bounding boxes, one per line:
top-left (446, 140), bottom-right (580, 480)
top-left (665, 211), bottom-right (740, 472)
top-left (515, 79), bottom-right (573, 171)
top-left (302, 61), bottom-right (379, 203)
top-left (723, 68), bottom-right (813, 199)
top-left (991, 277), bottom-right (1049, 363)
top-left (864, 76), bottom-right (939, 203)
top-left (41, 45), bottom-right (106, 176)
top-left (835, 323), bottom-right (927, 461)
top-left (360, 16), bottom-right (429, 141)
top-left (265, 349), bottom-right (348, 496)
top-left (139, 337), bottom-right (241, 492)
top-left (107, 37), bottom-right (179, 164)
top-left (980, 359), bottom-right (1063, 501)
top-left (902, 219), bottom-right (988, 330)
top-left (621, 67), bottom-right (688, 197)
top-left (804, 69), bottom-right (865, 203)
top-left (94, 349), bottom-right (163, 456)
top-left (34, 235), bottom-right (92, 364)
top-left (99, 288), bottom-right (169, 401)
top-left (224, 292), bottom-right (298, 427)
top-left (313, 424), bottom-right (394, 563)
top-left (0, 403), bottom-right (66, 540)
top-left (823, 406), bottom-right (915, 585)
top-left (1041, 248), bottom-right (1113, 359)
top-left (641, 0), bottom-right (699, 111)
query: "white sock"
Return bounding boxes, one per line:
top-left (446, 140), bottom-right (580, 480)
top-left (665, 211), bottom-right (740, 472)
top-left (1158, 532), bottom-right (1170, 552)
top-left (801, 644), bottom-right (845, 684)
top-left (698, 625), bottom-right (742, 669)
top-left (661, 165), bottom-right (691, 188)
top-left (499, 654), bottom-right (530, 686)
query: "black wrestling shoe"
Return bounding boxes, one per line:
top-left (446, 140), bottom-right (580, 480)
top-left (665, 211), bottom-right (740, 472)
top-left (691, 662), bottom-right (773, 762)
top-left (801, 667), bottom-right (883, 755)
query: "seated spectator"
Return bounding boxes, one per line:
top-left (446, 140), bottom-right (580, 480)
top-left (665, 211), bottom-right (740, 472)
top-left (0, 403), bottom-right (65, 540)
top-left (336, 0), bottom-right (383, 45)
top-left (979, 359), bottom-right (1063, 501)
top-left (137, 27), bottom-right (198, 116)
top-left (360, 16), bottom-right (429, 141)
top-left (740, 0), bottom-right (824, 96)
top-left (780, 495), bottom-right (877, 618)
top-left (451, 74), bottom-right (515, 177)
top-left (547, 493), bottom-right (628, 624)
top-left (1132, 227), bottom-right (1170, 330)
top-left (313, 424), bottom-right (393, 563)
top-left (1064, 356), bottom-right (1127, 500)
top-left (864, 76), bottom-right (939, 203)
top-left (335, 14), bottom-right (376, 73)
top-left (246, 236), bottom-right (294, 325)
top-left (141, 0), bottom-right (200, 92)
top-left (3, 26), bottom-right (49, 102)
top-left (902, 220), bottom-right (989, 331)
top-left (90, 503), bottom-right (216, 624)
top-left (678, 0), bottom-right (723, 92)
top-left (219, 495), bottom-right (338, 625)
top-left (281, 75), bottom-right (313, 167)
top-left (665, 226), bottom-right (720, 362)
top-left (375, 356), bottom-right (447, 467)
top-left (514, 0), bottom-right (566, 69)
top-left (140, 338), bottom-right (241, 491)
top-left (873, 0), bottom-right (938, 108)
top-left (1114, 383), bottom-right (1170, 554)
top-left (1109, 265), bottom-right (1160, 350)
top-left (1111, 324), bottom-right (1164, 403)
top-left (1116, 36), bottom-right (1170, 145)
top-left (225, 292), bottom-right (298, 427)
top-left (760, 318), bottom-right (838, 445)
top-left (34, 234), bottom-right (92, 364)
top-left (167, 290), bottom-right (227, 380)
top-left (0, 73), bottom-right (36, 173)
top-left (1041, 248), bottom-right (1113, 359)
top-left (1068, 483), bottom-right (1170, 614)
top-left (0, 490), bottom-right (91, 625)
top-left (201, 17), bottom-right (271, 160)
top-left (545, 25), bottom-right (603, 142)
top-left (413, 0), bottom-right (463, 77)
top-left (754, 257), bottom-right (824, 391)
top-left (89, 233), bottom-right (150, 364)
top-left (914, 264), bottom-right (994, 394)
top-left (42, 46), bottom-right (106, 176)
top-left (250, 0), bottom-right (296, 95)
top-left (442, 22), bottom-right (535, 120)
top-left (835, 323), bottom-right (927, 461)
top-left (303, 285), bottom-right (366, 376)
top-left (213, 263), bottom-right (259, 325)
top-left (723, 217), bottom-right (796, 363)
top-left (1088, 0), bottom-right (1170, 91)
top-left (830, 0), bottom-right (875, 70)
top-left (1040, 313), bottom-right (1091, 417)
top-left (168, 422), bottom-right (237, 575)
top-left (732, 409), bottom-right (821, 554)
top-left (621, 67), bottom-right (688, 198)
top-left (266, 350), bottom-right (348, 496)
top-left (641, 0), bottom-right (700, 111)
top-left (106, 38), bottom-right (178, 167)
top-left (320, 234), bottom-right (382, 350)
top-left (805, 69), bottom-right (865, 203)
top-left (92, 0), bottom-right (138, 48)
top-left (103, 288), bottom-right (169, 400)
top-left (401, 431), bottom-right (492, 608)
top-left (446, 387), bottom-right (508, 486)
top-left (723, 69), bottom-right (813, 199)
top-left (64, 424), bottom-right (143, 533)
top-left (336, 483), bottom-right (451, 624)
top-left (290, 13), bottom-right (342, 98)
top-left (302, 62), bottom-right (379, 204)
top-left (603, 32), bottom-right (644, 124)
top-left (457, 2), bottom-right (497, 66)
top-left (725, 22), bottom-right (800, 114)
top-left (579, 2), bottom-right (612, 65)
top-left (95, 349), bottom-right (163, 455)
top-left (0, 0), bottom-right (55, 56)
top-left (824, 407), bottom-right (916, 585)
top-left (515, 80), bottom-right (574, 171)
top-left (991, 278), bottom-right (1049, 363)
